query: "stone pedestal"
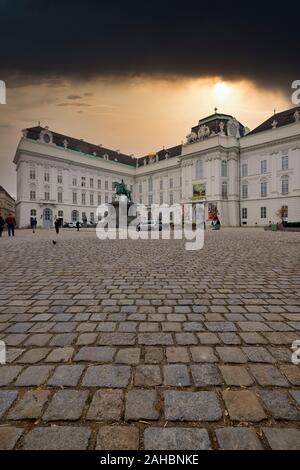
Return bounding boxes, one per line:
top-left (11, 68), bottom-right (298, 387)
top-left (109, 198), bottom-right (135, 228)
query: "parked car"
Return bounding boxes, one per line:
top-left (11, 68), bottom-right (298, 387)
top-left (63, 222), bottom-right (82, 228)
top-left (137, 219), bottom-right (162, 231)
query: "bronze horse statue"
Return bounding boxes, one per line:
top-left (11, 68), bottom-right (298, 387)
top-left (113, 180), bottom-right (132, 201)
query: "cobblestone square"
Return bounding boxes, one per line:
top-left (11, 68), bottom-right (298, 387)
top-left (0, 227), bottom-right (299, 450)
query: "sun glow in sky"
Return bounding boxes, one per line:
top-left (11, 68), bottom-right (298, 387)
top-left (0, 76), bottom-right (291, 197)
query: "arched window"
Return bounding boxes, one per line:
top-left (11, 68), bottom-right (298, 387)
top-left (195, 160), bottom-right (203, 179)
top-left (221, 181), bottom-right (228, 199)
top-left (281, 175), bottom-right (289, 194)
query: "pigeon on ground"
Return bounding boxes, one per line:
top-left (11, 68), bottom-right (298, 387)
top-left (52, 240), bottom-right (57, 245)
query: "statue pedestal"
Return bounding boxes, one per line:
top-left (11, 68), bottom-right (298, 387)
top-left (109, 199), bottom-right (135, 228)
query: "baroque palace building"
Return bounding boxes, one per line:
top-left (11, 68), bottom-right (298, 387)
top-left (14, 106), bottom-right (300, 228)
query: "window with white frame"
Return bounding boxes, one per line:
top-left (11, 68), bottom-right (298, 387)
top-left (195, 160), bottom-right (203, 179)
top-left (73, 192), bottom-right (77, 204)
top-left (105, 180), bottom-right (108, 190)
top-left (261, 206), bottom-right (267, 219)
top-left (30, 190), bottom-right (36, 201)
top-left (160, 179), bottom-right (163, 190)
top-left (44, 171), bottom-right (50, 182)
top-left (90, 178), bottom-right (94, 188)
top-left (30, 209), bottom-right (37, 217)
top-left (160, 193), bottom-right (163, 205)
top-left (72, 177), bottom-right (77, 186)
top-left (57, 192), bottom-right (63, 203)
top-left (105, 194), bottom-right (108, 203)
top-left (90, 212), bottom-right (94, 222)
top-left (169, 192), bottom-right (174, 205)
top-left (169, 178), bottom-right (173, 189)
top-left (281, 205), bottom-right (288, 218)
top-left (82, 193), bottom-right (86, 205)
top-left (221, 160), bottom-right (228, 177)
top-left (261, 160), bottom-right (267, 174)
top-left (221, 181), bottom-right (228, 199)
top-left (242, 182), bottom-right (248, 198)
top-left (281, 175), bottom-right (289, 194)
top-left (97, 179), bottom-right (101, 189)
top-left (57, 174), bottom-right (62, 184)
top-left (241, 163), bottom-right (248, 177)
top-left (139, 182), bottom-right (142, 193)
top-left (98, 194), bottom-right (101, 205)
top-left (261, 181), bottom-right (267, 197)
top-left (281, 155), bottom-right (288, 171)
top-left (139, 195), bottom-right (142, 204)
top-left (90, 193), bottom-right (94, 206)
top-left (242, 208), bottom-right (247, 219)
top-left (81, 177), bottom-right (86, 187)
top-left (148, 194), bottom-right (153, 205)
top-left (30, 168), bottom-right (36, 180)
top-left (44, 192), bottom-right (50, 201)
top-left (148, 177), bottom-right (153, 192)
top-left (58, 210), bottom-right (63, 218)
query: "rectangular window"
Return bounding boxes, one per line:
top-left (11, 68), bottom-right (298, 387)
top-left (281, 205), bottom-right (288, 218)
top-left (30, 190), bottom-right (36, 201)
top-left (242, 183), bottom-right (248, 199)
top-left (105, 180), bottom-right (108, 190)
top-left (148, 178), bottom-right (153, 192)
top-left (160, 179), bottom-right (163, 190)
top-left (281, 177), bottom-right (289, 194)
top-left (57, 192), bottom-right (62, 203)
top-left (44, 172), bottom-right (50, 182)
top-left (58, 210), bottom-right (63, 218)
top-left (160, 193), bottom-right (163, 205)
top-left (139, 182), bottom-right (142, 193)
top-left (82, 212), bottom-right (87, 222)
top-left (30, 169), bottom-right (36, 180)
top-left (90, 212), bottom-right (94, 222)
top-left (57, 174), bottom-right (62, 184)
top-left (241, 163), bottom-right (248, 177)
top-left (261, 181), bottom-right (267, 197)
top-left (44, 192), bottom-right (50, 201)
top-left (82, 193), bottom-right (86, 205)
top-left (105, 194), bottom-right (108, 203)
top-left (169, 192), bottom-right (174, 205)
top-left (148, 194), bottom-right (153, 205)
top-left (261, 160), bottom-right (267, 174)
top-left (73, 192), bottom-right (77, 204)
top-left (97, 179), bottom-right (101, 189)
top-left (261, 206), bottom-right (267, 219)
top-left (282, 155), bottom-right (288, 171)
top-left (139, 196), bottom-right (142, 204)
top-left (98, 194), bottom-right (102, 205)
top-left (90, 178), bottom-right (94, 188)
top-left (72, 177), bottom-right (77, 186)
top-left (222, 182), bottom-right (228, 199)
top-left (221, 160), bottom-right (228, 177)
top-left (90, 194), bottom-right (94, 206)
top-left (81, 177), bottom-right (86, 187)
top-left (169, 178), bottom-right (173, 189)
top-left (196, 160), bottom-right (203, 179)
top-left (242, 208), bottom-right (247, 219)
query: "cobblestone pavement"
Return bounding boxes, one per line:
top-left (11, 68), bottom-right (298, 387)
top-left (0, 227), bottom-right (299, 450)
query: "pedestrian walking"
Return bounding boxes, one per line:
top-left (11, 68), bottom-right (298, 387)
top-left (54, 217), bottom-right (61, 235)
top-left (6, 213), bottom-right (16, 237)
top-left (30, 217), bottom-right (37, 233)
top-left (0, 215), bottom-right (5, 237)
top-left (76, 221), bottom-right (80, 231)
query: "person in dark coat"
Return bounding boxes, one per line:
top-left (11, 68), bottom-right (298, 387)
top-left (54, 218), bottom-right (61, 235)
top-left (6, 214), bottom-right (16, 237)
top-left (30, 217), bottom-right (37, 233)
top-left (76, 221), bottom-right (80, 231)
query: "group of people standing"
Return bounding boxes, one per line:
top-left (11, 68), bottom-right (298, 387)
top-left (0, 213), bottom-right (16, 237)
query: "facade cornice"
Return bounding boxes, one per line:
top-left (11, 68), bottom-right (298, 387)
top-left (241, 135), bottom-right (300, 155)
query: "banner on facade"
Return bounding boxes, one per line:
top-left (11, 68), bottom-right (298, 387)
top-left (193, 183), bottom-right (206, 199)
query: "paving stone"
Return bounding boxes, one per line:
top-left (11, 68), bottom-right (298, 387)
top-left (82, 365), bottom-right (131, 387)
top-left (22, 426), bottom-right (91, 450)
top-left (87, 390), bottom-right (123, 421)
top-left (96, 426), bottom-right (139, 450)
top-left (175, 333), bottom-right (198, 345)
top-left (219, 365), bottom-right (254, 386)
top-left (45, 347), bottom-right (74, 362)
top-left (242, 347), bottom-right (275, 363)
top-left (218, 333), bottom-right (241, 345)
top-left (115, 348), bottom-right (140, 364)
top-left (0, 427), bottom-right (23, 450)
top-left (98, 333), bottom-right (136, 345)
top-left (74, 346), bottom-right (115, 362)
top-left (7, 390), bottom-right (50, 420)
top-left (144, 347), bottom-right (164, 363)
top-left (164, 391), bottom-right (222, 421)
top-left (48, 365), bottom-right (85, 387)
top-left (166, 347), bottom-right (189, 363)
top-left (5, 348), bottom-right (25, 363)
top-left (43, 390), bottom-right (88, 421)
top-left (222, 390), bottom-right (267, 422)
top-left (206, 322), bottom-right (237, 332)
top-left (191, 365), bottom-right (223, 386)
top-left (290, 390), bottom-right (300, 405)
top-left (163, 365), bottom-right (190, 386)
top-left (125, 390), bottom-right (159, 420)
top-left (215, 427), bottom-right (263, 450)
top-left (16, 348), bottom-right (50, 364)
top-left (0, 365), bottom-right (23, 386)
top-left (197, 332), bottom-right (220, 344)
top-left (249, 364), bottom-right (289, 387)
top-left (280, 364), bottom-right (300, 385)
top-left (259, 390), bottom-right (300, 420)
top-left (76, 333), bottom-right (98, 345)
top-left (135, 365), bottom-right (162, 386)
top-left (216, 347), bottom-right (247, 363)
top-left (190, 346), bottom-right (218, 363)
top-left (144, 427), bottom-right (211, 450)
top-left (239, 332), bottom-right (267, 344)
top-left (263, 428), bottom-right (300, 450)
top-left (15, 365), bottom-right (54, 386)
top-left (138, 333), bottom-right (173, 345)
top-left (0, 390), bottom-right (18, 418)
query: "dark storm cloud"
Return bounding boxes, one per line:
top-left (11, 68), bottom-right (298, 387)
top-left (0, 0), bottom-right (299, 93)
